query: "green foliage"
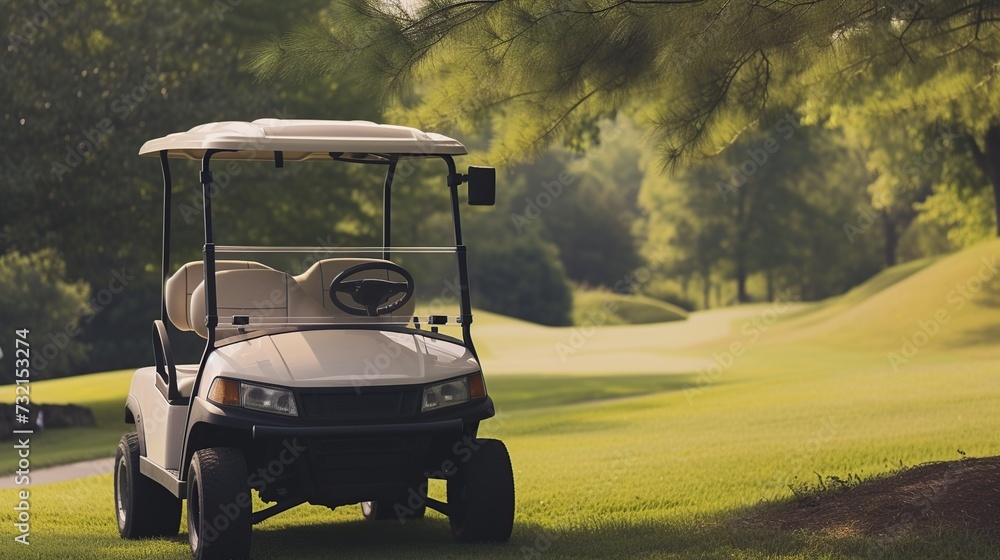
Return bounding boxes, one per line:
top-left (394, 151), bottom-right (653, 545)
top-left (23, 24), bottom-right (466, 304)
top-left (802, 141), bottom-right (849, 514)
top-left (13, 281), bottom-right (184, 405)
top-left (0, 0), bottom-right (383, 375)
top-left (251, 1), bottom-right (1000, 164)
top-left (640, 114), bottom-right (882, 305)
top-left (915, 181), bottom-right (997, 249)
top-left (467, 227), bottom-right (573, 326)
top-left (503, 143), bottom-right (642, 287)
top-left (639, 279), bottom-right (699, 312)
top-left (0, 250), bottom-right (91, 380)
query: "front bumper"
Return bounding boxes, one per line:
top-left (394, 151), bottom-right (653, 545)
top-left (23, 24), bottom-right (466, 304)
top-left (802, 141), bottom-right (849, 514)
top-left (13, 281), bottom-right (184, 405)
top-left (252, 418), bottom-right (464, 439)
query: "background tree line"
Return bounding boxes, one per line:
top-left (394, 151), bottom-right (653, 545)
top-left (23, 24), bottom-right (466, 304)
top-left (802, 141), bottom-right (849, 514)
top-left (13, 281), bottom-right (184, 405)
top-left (2, 0), bottom-right (998, 379)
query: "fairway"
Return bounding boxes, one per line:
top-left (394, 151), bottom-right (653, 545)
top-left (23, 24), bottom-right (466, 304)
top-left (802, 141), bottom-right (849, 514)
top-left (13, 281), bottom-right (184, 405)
top-left (4, 240), bottom-right (1000, 558)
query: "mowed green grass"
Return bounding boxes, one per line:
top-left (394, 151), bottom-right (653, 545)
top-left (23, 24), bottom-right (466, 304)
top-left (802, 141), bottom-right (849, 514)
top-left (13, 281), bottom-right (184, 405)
top-left (4, 240), bottom-right (1000, 558)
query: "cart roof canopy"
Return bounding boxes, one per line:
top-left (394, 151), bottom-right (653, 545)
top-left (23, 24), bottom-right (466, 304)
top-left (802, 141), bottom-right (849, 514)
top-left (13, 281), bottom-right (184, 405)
top-left (139, 119), bottom-right (467, 162)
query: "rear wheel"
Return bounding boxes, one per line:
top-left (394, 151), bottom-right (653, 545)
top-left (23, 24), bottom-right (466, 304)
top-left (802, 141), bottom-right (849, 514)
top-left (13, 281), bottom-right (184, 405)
top-left (361, 479), bottom-right (428, 521)
top-left (114, 432), bottom-right (182, 539)
top-left (447, 438), bottom-right (515, 542)
top-left (187, 447), bottom-right (252, 560)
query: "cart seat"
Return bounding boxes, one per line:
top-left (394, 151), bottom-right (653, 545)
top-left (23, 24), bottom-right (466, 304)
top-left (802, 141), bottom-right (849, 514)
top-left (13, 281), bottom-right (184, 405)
top-left (189, 268), bottom-right (332, 339)
top-left (164, 260), bottom-right (275, 332)
top-left (294, 258), bottom-right (416, 321)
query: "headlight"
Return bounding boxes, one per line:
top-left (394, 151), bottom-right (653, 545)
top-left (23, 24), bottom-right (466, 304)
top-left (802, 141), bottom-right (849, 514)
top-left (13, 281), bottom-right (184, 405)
top-left (241, 383), bottom-right (298, 416)
top-left (208, 378), bottom-right (298, 417)
top-left (421, 373), bottom-right (486, 412)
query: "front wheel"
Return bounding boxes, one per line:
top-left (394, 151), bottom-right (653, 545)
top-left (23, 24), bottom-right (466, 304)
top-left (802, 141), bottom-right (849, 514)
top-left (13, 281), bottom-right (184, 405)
top-left (114, 432), bottom-right (181, 539)
top-left (447, 438), bottom-right (515, 542)
top-left (187, 447), bottom-right (252, 560)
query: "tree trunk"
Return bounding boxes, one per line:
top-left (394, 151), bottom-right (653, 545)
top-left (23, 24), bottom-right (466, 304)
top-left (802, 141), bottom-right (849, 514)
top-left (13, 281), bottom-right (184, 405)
top-left (881, 209), bottom-right (897, 267)
top-left (736, 254), bottom-right (749, 303)
top-left (970, 123), bottom-right (1000, 236)
top-left (734, 186), bottom-right (750, 303)
top-left (766, 268), bottom-right (774, 301)
top-left (987, 126), bottom-right (1000, 236)
top-left (702, 278), bottom-right (711, 310)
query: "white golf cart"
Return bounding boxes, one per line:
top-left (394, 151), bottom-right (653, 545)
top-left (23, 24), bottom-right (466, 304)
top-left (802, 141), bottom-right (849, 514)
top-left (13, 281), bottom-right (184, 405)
top-left (114, 120), bottom-right (514, 560)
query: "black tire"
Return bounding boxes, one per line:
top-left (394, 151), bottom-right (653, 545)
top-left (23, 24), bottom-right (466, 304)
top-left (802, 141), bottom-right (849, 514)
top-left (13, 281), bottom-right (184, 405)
top-left (361, 479), bottom-right (427, 522)
top-left (187, 447), bottom-right (252, 560)
top-left (447, 438), bottom-right (515, 542)
top-left (114, 432), bottom-right (182, 539)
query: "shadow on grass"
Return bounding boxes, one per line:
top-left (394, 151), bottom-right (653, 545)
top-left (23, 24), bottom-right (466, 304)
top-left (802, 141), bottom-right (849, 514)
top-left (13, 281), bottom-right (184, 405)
top-left (940, 282), bottom-right (1000, 350)
top-left (247, 512), bottom-right (1000, 560)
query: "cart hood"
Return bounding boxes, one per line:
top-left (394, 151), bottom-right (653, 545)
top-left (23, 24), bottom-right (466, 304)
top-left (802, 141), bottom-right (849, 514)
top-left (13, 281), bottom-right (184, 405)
top-left (206, 330), bottom-right (480, 389)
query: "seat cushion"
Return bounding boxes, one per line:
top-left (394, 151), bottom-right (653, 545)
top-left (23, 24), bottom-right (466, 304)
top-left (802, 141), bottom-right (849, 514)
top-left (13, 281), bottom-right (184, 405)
top-left (189, 268), bottom-right (331, 338)
top-left (164, 260), bottom-right (273, 332)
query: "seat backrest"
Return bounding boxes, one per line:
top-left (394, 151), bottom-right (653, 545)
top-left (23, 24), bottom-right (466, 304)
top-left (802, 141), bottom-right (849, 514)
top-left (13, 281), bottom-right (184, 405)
top-left (294, 258), bottom-right (416, 320)
top-left (189, 268), bottom-right (331, 338)
top-left (164, 260), bottom-right (273, 332)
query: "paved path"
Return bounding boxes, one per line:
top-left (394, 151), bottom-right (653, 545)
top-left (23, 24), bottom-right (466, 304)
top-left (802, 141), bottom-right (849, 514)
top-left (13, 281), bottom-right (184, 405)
top-left (0, 457), bottom-right (114, 489)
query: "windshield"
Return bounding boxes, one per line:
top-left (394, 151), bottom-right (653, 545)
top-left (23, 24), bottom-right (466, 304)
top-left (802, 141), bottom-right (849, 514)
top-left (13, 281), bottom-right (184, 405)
top-left (159, 152), bottom-right (474, 345)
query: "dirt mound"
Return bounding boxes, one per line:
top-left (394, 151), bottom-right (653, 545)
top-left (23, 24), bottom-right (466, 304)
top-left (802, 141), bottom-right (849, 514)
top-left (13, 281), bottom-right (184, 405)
top-left (744, 457), bottom-right (1000, 539)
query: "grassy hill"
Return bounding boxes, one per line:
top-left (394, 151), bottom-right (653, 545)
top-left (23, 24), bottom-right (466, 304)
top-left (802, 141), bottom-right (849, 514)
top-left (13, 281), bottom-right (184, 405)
top-left (572, 289), bottom-right (689, 326)
top-left (769, 239), bottom-right (1000, 358)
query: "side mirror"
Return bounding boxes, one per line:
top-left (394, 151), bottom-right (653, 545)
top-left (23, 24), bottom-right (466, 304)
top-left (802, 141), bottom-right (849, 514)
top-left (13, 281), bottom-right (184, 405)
top-left (466, 166), bottom-right (496, 206)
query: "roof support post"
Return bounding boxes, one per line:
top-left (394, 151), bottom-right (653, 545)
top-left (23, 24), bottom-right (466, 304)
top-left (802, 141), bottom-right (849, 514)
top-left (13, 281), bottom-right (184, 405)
top-left (382, 160), bottom-right (397, 261)
top-left (180, 149), bottom-right (222, 481)
top-left (441, 155), bottom-right (477, 357)
top-left (159, 151), bottom-right (172, 323)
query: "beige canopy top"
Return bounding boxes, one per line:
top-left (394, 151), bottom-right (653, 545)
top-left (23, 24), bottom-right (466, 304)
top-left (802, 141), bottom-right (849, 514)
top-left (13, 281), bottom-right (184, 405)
top-left (139, 119), bottom-right (467, 162)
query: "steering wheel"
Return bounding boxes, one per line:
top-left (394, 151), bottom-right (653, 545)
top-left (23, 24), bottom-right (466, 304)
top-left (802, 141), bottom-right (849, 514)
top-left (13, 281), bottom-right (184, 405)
top-left (329, 262), bottom-right (415, 317)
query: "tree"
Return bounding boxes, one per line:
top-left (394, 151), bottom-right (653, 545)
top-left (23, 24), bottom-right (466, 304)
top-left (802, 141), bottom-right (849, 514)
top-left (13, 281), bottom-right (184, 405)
top-left (1, 0), bottom-right (383, 375)
top-left (252, 1), bottom-right (1000, 230)
top-left (799, 32), bottom-right (1000, 238)
top-left (820, 112), bottom-right (945, 266)
top-left (640, 113), bottom-right (879, 304)
top-left (504, 147), bottom-right (642, 287)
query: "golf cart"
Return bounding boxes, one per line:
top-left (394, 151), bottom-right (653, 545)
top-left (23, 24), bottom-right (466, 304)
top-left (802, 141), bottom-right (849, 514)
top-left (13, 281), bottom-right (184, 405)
top-left (114, 120), bottom-right (514, 560)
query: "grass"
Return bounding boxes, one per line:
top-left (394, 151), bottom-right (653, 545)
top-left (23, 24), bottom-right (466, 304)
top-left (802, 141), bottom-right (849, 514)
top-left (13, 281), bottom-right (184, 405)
top-left (0, 370), bottom-right (131, 473)
top-left (4, 240), bottom-right (1000, 558)
top-left (572, 289), bottom-right (688, 326)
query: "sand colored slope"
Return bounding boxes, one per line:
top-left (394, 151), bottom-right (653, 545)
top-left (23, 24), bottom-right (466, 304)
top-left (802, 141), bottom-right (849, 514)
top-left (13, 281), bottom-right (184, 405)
top-left (474, 305), bottom-right (785, 375)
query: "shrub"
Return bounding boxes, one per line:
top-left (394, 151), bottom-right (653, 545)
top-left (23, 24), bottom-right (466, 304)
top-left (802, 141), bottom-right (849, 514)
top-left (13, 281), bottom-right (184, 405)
top-left (0, 250), bottom-right (92, 380)
top-left (468, 234), bottom-right (573, 326)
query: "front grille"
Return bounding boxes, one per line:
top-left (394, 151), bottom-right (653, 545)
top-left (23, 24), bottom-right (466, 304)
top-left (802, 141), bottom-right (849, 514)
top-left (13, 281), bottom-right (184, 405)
top-left (305, 434), bottom-right (432, 487)
top-left (298, 388), bottom-right (421, 421)
top-left (310, 435), bottom-right (418, 469)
